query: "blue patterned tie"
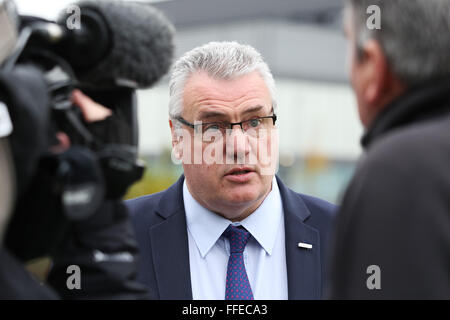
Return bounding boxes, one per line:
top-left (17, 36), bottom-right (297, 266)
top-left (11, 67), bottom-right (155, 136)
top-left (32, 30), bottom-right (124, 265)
top-left (223, 225), bottom-right (254, 300)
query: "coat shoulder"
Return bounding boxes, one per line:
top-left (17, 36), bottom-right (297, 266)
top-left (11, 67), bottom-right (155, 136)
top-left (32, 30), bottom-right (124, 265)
top-left (283, 186), bottom-right (338, 240)
top-left (300, 194), bottom-right (337, 216)
top-left (298, 193), bottom-right (337, 226)
top-left (276, 176), bottom-right (337, 231)
top-left (125, 191), bottom-right (166, 228)
top-left (366, 115), bottom-right (450, 173)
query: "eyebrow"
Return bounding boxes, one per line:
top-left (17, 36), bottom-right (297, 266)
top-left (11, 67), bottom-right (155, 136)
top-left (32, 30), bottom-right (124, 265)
top-left (242, 105), bottom-right (264, 115)
top-left (197, 110), bottom-right (228, 120)
top-left (196, 105), bottom-right (266, 121)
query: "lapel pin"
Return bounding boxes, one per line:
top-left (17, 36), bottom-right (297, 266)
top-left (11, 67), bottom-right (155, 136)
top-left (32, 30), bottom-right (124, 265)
top-left (298, 242), bottom-right (313, 250)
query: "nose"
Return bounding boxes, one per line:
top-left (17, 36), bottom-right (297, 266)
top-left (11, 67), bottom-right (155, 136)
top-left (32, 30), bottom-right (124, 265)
top-left (225, 126), bottom-right (250, 164)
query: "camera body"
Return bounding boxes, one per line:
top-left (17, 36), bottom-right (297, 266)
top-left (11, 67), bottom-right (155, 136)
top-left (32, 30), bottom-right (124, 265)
top-left (0, 0), bottom-right (174, 299)
top-left (1, 3), bottom-right (148, 261)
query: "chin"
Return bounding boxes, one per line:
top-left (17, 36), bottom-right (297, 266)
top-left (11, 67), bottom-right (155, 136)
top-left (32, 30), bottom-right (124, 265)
top-left (225, 186), bottom-right (260, 204)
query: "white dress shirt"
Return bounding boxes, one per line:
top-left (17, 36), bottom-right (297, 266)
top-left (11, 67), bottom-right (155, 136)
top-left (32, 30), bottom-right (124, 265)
top-left (183, 177), bottom-right (288, 300)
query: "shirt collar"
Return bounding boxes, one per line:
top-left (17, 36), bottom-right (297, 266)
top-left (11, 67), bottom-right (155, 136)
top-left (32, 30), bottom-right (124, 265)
top-left (183, 176), bottom-right (283, 258)
top-left (239, 177), bottom-right (283, 256)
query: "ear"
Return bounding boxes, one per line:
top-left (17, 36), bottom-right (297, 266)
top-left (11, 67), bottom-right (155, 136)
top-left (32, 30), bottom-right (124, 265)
top-left (169, 119), bottom-right (177, 147)
top-left (169, 119), bottom-right (183, 160)
top-left (361, 39), bottom-right (390, 106)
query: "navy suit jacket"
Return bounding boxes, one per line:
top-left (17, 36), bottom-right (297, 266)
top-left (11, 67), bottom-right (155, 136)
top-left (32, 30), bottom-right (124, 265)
top-left (126, 175), bottom-right (336, 300)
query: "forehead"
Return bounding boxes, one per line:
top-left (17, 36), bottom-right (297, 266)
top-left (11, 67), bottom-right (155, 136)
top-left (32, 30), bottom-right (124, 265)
top-left (182, 70), bottom-right (272, 116)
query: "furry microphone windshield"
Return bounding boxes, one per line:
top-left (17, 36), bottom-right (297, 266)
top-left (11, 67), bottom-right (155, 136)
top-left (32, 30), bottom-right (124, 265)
top-left (57, 0), bottom-right (175, 89)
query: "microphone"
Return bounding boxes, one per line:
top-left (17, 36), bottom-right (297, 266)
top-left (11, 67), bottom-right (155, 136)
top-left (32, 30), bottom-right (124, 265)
top-left (59, 0), bottom-right (175, 89)
top-left (31, 0), bottom-right (175, 89)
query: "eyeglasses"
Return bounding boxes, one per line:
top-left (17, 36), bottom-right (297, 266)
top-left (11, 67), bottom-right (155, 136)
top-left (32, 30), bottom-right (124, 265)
top-left (175, 111), bottom-right (277, 138)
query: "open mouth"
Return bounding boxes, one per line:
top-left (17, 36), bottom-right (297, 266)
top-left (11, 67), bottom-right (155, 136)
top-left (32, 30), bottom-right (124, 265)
top-left (229, 170), bottom-right (252, 175)
top-left (225, 167), bottom-right (255, 176)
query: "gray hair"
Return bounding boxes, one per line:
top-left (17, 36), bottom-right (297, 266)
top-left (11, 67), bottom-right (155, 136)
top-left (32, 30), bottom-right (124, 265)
top-left (168, 41), bottom-right (277, 120)
top-left (347, 0), bottom-right (450, 85)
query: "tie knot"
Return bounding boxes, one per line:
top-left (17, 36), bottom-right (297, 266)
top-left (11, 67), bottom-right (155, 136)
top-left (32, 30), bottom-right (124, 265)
top-left (223, 225), bottom-right (251, 253)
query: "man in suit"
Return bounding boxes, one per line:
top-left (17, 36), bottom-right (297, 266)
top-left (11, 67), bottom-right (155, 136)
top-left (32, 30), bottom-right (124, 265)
top-left (328, 0), bottom-right (450, 299)
top-left (127, 41), bottom-right (336, 300)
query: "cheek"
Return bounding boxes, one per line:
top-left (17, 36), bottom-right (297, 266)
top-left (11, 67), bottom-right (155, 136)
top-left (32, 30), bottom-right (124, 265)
top-left (345, 40), bottom-right (355, 77)
top-left (351, 70), bottom-right (370, 127)
top-left (254, 130), bottom-right (278, 173)
top-left (348, 41), bottom-right (363, 90)
top-left (351, 71), bottom-right (363, 104)
top-left (350, 57), bottom-right (360, 90)
top-left (184, 163), bottom-right (221, 187)
top-left (350, 62), bottom-right (363, 100)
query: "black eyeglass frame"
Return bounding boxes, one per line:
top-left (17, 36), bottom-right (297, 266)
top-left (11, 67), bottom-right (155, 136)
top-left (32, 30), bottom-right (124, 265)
top-left (175, 110), bottom-right (277, 133)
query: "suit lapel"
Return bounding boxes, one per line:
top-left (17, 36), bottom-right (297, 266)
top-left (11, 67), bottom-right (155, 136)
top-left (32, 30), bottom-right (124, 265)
top-left (149, 176), bottom-right (193, 300)
top-left (277, 176), bottom-right (322, 300)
